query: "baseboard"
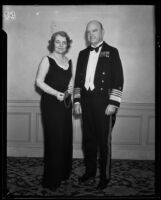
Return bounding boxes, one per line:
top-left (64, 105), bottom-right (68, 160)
top-left (7, 146), bottom-right (154, 160)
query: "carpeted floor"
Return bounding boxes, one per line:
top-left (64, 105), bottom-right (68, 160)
top-left (6, 157), bottom-right (155, 198)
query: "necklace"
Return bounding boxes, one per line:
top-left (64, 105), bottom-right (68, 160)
top-left (50, 54), bottom-right (69, 69)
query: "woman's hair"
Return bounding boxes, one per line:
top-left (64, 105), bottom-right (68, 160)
top-left (47, 31), bottom-right (72, 53)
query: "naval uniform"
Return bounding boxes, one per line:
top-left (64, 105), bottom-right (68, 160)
top-left (74, 41), bottom-right (124, 180)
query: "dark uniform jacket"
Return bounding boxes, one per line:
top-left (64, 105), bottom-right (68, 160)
top-left (74, 41), bottom-right (124, 107)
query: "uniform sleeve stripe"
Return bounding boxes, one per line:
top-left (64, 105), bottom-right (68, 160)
top-left (74, 87), bottom-right (81, 99)
top-left (74, 91), bottom-right (80, 93)
top-left (109, 95), bottom-right (121, 103)
top-left (111, 89), bottom-right (122, 94)
top-left (74, 94), bottom-right (81, 98)
top-left (111, 93), bottom-right (122, 98)
top-left (74, 88), bottom-right (81, 92)
top-left (111, 91), bottom-right (122, 96)
top-left (110, 89), bottom-right (122, 97)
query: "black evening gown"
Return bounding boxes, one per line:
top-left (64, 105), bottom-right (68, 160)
top-left (41, 56), bottom-right (73, 188)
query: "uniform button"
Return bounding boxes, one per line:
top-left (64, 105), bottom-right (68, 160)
top-left (100, 88), bottom-right (103, 91)
top-left (101, 80), bottom-right (104, 83)
top-left (102, 72), bottom-right (106, 75)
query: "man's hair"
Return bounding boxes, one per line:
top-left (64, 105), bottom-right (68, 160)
top-left (87, 20), bottom-right (104, 30)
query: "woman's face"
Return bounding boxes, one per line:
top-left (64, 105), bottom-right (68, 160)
top-left (54, 35), bottom-right (67, 54)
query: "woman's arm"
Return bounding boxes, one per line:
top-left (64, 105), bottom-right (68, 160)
top-left (67, 77), bottom-right (74, 94)
top-left (35, 56), bottom-right (58, 96)
top-left (35, 56), bottom-right (65, 101)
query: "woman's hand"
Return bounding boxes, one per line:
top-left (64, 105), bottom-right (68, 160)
top-left (56, 92), bottom-right (65, 101)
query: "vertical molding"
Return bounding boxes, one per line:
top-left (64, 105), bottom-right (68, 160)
top-left (141, 115), bottom-right (149, 146)
top-left (147, 115), bottom-right (155, 145)
top-left (36, 112), bottom-right (41, 143)
top-left (30, 109), bottom-right (37, 143)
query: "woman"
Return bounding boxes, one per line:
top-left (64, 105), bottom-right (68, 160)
top-left (35, 31), bottom-right (73, 190)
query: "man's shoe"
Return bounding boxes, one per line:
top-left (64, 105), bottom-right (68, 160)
top-left (78, 173), bottom-right (95, 183)
top-left (96, 179), bottom-right (110, 190)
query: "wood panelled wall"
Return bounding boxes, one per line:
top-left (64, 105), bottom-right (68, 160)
top-left (7, 100), bottom-right (155, 160)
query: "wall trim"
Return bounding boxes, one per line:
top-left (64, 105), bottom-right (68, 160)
top-left (7, 147), bottom-right (155, 160)
top-left (7, 99), bottom-right (155, 109)
top-left (147, 115), bottom-right (155, 145)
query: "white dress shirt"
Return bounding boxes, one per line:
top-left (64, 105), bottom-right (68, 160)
top-left (84, 41), bottom-right (103, 90)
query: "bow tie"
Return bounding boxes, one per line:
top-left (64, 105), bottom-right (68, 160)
top-left (90, 44), bottom-right (103, 52)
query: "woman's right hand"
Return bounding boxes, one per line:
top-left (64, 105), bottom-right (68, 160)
top-left (56, 92), bottom-right (65, 101)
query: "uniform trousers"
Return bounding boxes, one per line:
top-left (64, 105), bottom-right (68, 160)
top-left (81, 89), bottom-right (116, 180)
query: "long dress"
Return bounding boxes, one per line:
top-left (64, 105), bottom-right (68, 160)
top-left (41, 56), bottom-right (73, 188)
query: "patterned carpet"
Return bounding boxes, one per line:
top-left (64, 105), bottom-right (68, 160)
top-left (6, 157), bottom-right (155, 198)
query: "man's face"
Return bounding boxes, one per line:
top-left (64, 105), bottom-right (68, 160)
top-left (86, 22), bottom-right (103, 46)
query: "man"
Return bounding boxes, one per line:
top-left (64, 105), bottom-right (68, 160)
top-left (73, 20), bottom-right (124, 190)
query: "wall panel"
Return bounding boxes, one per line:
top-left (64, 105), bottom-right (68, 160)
top-left (7, 100), bottom-right (155, 160)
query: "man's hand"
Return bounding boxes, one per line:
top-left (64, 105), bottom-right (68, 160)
top-left (105, 104), bottom-right (117, 115)
top-left (73, 103), bottom-right (82, 115)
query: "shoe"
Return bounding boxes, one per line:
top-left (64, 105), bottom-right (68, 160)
top-left (96, 179), bottom-right (110, 190)
top-left (78, 173), bottom-right (95, 183)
